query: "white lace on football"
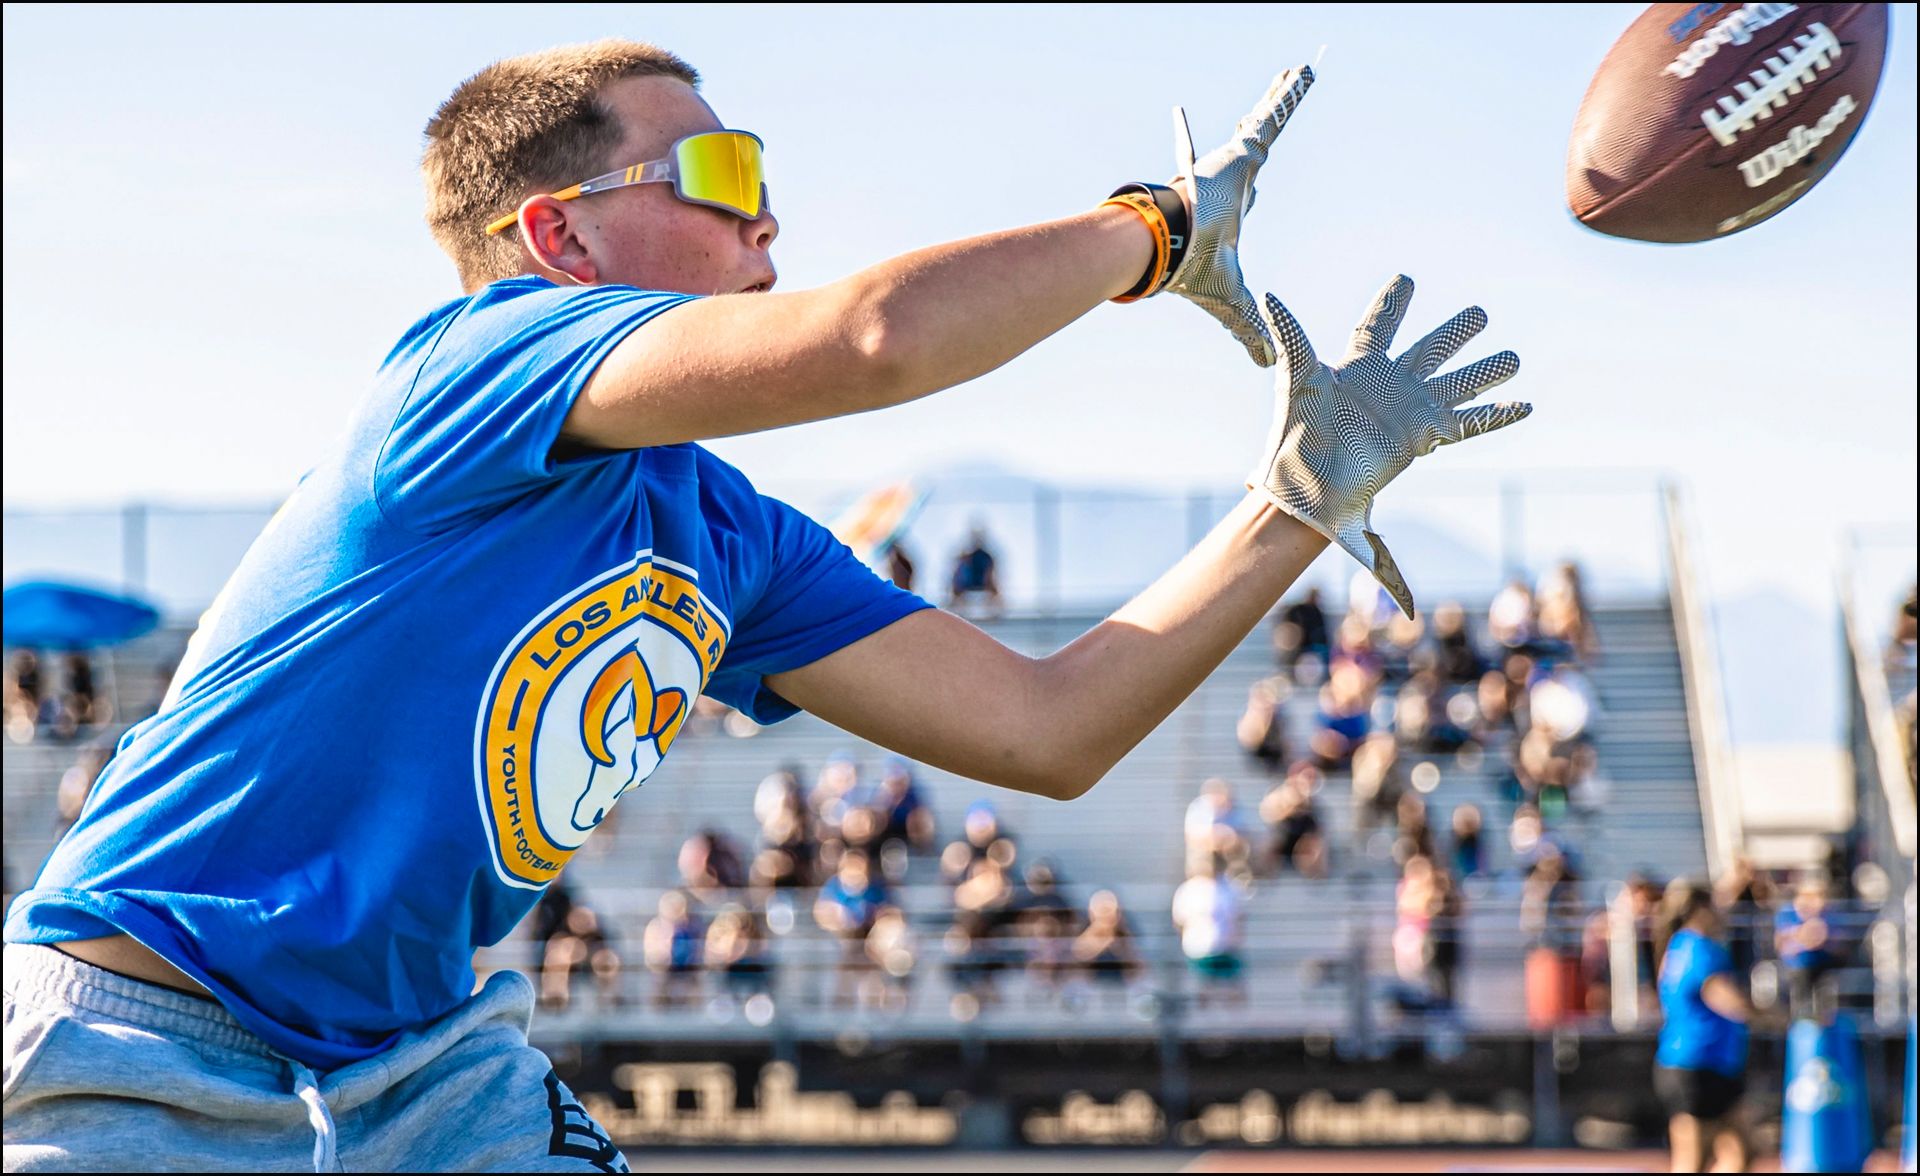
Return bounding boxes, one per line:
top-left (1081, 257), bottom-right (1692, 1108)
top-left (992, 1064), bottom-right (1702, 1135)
top-left (1163, 66), bottom-right (1315, 368)
top-left (1249, 276), bottom-right (1532, 618)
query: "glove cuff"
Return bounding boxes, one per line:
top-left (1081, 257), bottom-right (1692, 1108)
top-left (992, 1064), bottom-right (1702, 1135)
top-left (1104, 183), bottom-right (1191, 301)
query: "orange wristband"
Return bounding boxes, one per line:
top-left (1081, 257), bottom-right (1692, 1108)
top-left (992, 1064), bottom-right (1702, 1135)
top-left (1101, 193), bottom-right (1170, 304)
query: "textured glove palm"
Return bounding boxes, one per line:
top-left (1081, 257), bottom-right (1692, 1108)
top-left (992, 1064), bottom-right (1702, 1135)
top-left (1250, 275), bottom-right (1532, 618)
top-left (1163, 66), bottom-right (1315, 368)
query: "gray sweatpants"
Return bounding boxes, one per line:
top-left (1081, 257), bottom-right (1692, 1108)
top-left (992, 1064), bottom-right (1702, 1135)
top-left (2, 944), bottom-right (628, 1173)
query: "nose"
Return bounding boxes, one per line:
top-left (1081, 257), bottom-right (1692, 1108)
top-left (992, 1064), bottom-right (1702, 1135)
top-left (746, 184), bottom-right (779, 250)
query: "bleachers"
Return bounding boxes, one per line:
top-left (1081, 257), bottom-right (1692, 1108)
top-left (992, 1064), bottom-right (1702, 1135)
top-left (2, 595), bottom-right (1708, 1037)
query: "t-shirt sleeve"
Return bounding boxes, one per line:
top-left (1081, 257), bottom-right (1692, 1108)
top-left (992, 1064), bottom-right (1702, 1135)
top-left (705, 495), bottom-right (932, 724)
top-left (373, 282), bottom-right (696, 533)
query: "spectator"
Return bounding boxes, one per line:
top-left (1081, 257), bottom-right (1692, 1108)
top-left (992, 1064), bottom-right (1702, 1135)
top-left (1427, 868), bottom-right (1466, 1011)
top-left (704, 905), bottom-right (774, 1003)
top-left (752, 767), bottom-right (805, 828)
top-left (1392, 793), bottom-right (1436, 868)
top-left (4, 649), bottom-right (44, 743)
top-left (677, 828), bottom-right (747, 902)
top-left (1474, 668), bottom-right (1516, 738)
top-left (1448, 804), bottom-right (1485, 878)
top-left (1312, 661), bottom-right (1374, 770)
top-left (1392, 854), bottom-right (1439, 1010)
top-left (54, 744), bottom-right (113, 837)
top-left (1273, 587), bottom-right (1330, 681)
top-left (751, 773), bottom-right (818, 892)
top-left (1171, 857), bottom-right (1247, 1009)
top-left (1392, 856), bottom-right (1465, 1014)
top-left (1432, 602), bottom-right (1483, 685)
top-left (544, 899), bottom-right (625, 1011)
top-left (816, 848), bottom-right (891, 1004)
top-left (1330, 614), bottom-right (1385, 683)
top-left (640, 890), bottom-right (701, 1009)
top-left (1529, 664), bottom-right (1598, 743)
top-left (1394, 669), bottom-right (1472, 753)
top-left (1377, 611), bottom-right (1425, 683)
top-left (1350, 733), bottom-right (1404, 845)
top-left (1236, 674), bottom-right (1293, 778)
top-left (940, 801), bottom-right (1008, 883)
top-left (883, 541), bottom-right (916, 594)
top-left (871, 757), bottom-right (935, 857)
top-left (1521, 850), bottom-right (1587, 1027)
top-left (809, 753), bottom-right (860, 840)
top-left (1652, 881), bottom-right (1753, 1174)
top-left (947, 854), bottom-right (1018, 1012)
top-left (1260, 763), bottom-right (1327, 879)
top-left (947, 523), bottom-right (1002, 617)
top-left (1886, 585), bottom-right (1916, 674)
top-left (1536, 561), bottom-right (1598, 663)
top-left (1774, 875), bottom-right (1841, 1019)
top-left (1488, 578), bottom-right (1535, 651)
top-left (1072, 889), bottom-right (1144, 996)
top-left (55, 651), bottom-right (104, 737)
top-left (861, 905), bottom-right (916, 1011)
top-left (1184, 778), bottom-right (1250, 878)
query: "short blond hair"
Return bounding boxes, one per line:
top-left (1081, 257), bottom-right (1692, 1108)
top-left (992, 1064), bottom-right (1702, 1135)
top-left (423, 40), bottom-right (698, 290)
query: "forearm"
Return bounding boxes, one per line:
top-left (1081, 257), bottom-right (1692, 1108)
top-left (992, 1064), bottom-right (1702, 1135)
top-left (1035, 493), bottom-right (1327, 797)
top-left (846, 204), bottom-right (1152, 403)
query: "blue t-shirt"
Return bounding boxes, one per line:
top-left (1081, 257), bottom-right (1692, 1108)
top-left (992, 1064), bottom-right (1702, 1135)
top-left (1656, 928), bottom-right (1749, 1076)
top-left (5, 276), bottom-right (929, 1069)
top-left (1774, 906), bottom-right (1833, 970)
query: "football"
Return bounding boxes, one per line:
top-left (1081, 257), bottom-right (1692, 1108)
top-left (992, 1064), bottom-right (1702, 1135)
top-left (1566, 3), bottom-right (1889, 243)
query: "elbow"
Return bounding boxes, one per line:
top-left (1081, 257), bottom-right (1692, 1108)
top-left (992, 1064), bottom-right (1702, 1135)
top-left (835, 278), bottom-right (916, 405)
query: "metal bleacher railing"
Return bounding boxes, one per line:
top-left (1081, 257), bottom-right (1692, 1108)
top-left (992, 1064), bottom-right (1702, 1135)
top-left (1839, 528), bottom-right (1917, 875)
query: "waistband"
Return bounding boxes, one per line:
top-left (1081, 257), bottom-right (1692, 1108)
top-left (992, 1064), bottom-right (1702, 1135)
top-left (3, 942), bottom-right (275, 1060)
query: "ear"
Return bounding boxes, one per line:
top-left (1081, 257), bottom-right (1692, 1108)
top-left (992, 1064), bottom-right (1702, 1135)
top-left (518, 196), bottom-right (601, 286)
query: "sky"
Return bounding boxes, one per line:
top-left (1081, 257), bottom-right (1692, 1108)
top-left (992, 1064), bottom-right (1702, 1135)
top-left (3, 4), bottom-right (1915, 740)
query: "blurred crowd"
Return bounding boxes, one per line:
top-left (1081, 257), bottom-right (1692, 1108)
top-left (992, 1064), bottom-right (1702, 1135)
top-left (531, 754), bottom-right (1151, 1021)
top-left (3, 649), bottom-right (109, 744)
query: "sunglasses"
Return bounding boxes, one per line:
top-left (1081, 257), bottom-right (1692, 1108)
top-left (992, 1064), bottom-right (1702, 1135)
top-left (485, 129), bottom-right (766, 236)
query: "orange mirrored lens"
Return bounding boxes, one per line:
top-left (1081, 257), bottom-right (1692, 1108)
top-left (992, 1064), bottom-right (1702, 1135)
top-left (676, 132), bottom-right (762, 218)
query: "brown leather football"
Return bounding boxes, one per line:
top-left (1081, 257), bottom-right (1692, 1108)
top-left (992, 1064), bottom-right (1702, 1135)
top-left (1566, 3), bottom-right (1889, 243)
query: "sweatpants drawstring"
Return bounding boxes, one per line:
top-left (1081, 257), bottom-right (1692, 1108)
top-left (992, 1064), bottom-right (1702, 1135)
top-left (287, 1059), bottom-right (339, 1172)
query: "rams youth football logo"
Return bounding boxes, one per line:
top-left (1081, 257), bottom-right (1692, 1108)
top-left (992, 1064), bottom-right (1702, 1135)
top-left (474, 554), bottom-right (729, 889)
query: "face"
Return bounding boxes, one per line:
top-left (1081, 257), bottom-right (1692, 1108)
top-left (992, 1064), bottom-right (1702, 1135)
top-left (519, 75), bottom-right (778, 296)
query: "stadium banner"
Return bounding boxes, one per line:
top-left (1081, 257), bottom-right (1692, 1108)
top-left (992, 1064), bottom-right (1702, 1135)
top-left (543, 1030), bottom-right (1909, 1150)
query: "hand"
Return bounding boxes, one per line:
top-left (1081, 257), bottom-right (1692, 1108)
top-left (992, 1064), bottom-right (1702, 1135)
top-left (1249, 275), bottom-right (1532, 617)
top-left (1164, 66), bottom-right (1315, 367)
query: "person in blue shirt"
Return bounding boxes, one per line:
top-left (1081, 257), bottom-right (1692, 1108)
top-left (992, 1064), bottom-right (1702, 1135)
top-left (1654, 881), bottom-right (1755, 1174)
top-left (2, 35), bottom-right (1528, 1175)
top-left (1774, 874), bottom-right (1841, 1020)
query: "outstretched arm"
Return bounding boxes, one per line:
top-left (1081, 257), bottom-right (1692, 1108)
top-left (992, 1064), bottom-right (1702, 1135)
top-left (769, 275), bottom-right (1532, 800)
top-left (562, 67), bottom-right (1315, 451)
top-left (768, 494), bottom-right (1326, 799)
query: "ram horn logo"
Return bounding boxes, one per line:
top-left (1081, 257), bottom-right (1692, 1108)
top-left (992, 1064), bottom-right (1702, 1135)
top-left (571, 649), bottom-right (688, 831)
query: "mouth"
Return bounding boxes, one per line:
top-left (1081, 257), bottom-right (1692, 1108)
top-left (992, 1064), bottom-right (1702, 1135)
top-left (736, 277), bottom-right (776, 294)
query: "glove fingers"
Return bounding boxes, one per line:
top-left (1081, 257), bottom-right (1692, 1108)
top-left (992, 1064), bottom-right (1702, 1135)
top-left (1451, 400), bottom-right (1533, 442)
top-left (1406, 306), bottom-right (1488, 379)
top-left (1171, 106), bottom-right (1197, 179)
top-left (1336, 522), bottom-right (1416, 620)
top-left (1428, 350), bottom-right (1521, 407)
top-left (1231, 65), bottom-right (1316, 161)
top-left (1260, 292), bottom-right (1318, 381)
top-left (1346, 274), bottom-right (1415, 360)
top-left (1225, 295), bottom-right (1277, 368)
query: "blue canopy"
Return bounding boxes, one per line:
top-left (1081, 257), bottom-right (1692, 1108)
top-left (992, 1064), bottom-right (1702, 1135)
top-left (3, 581), bottom-right (161, 650)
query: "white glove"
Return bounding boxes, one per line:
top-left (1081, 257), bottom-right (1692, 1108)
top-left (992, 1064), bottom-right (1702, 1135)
top-left (1163, 66), bottom-right (1315, 368)
top-left (1250, 275), bottom-right (1532, 618)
